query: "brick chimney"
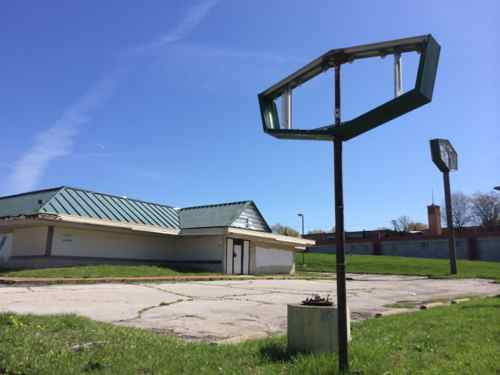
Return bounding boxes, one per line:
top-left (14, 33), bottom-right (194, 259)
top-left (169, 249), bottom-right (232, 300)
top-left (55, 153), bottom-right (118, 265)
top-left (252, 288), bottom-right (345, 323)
top-left (427, 204), bottom-right (442, 235)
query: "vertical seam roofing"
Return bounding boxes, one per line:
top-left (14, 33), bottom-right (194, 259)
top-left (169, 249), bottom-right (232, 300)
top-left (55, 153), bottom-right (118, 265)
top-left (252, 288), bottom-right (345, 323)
top-left (106, 196), bottom-right (133, 223)
top-left (133, 201), bottom-right (164, 227)
top-left (79, 190), bottom-right (109, 220)
top-left (49, 196), bottom-right (71, 215)
top-left (57, 191), bottom-right (82, 216)
top-left (1, 186), bottom-right (270, 232)
top-left (149, 204), bottom-right (178, 228)
top-left (38, 187), bottom-right (180, 230)
top-left (140, 202), bottom-right (169, 227)
top-left (65, 189), bottom-right (93, 218)
top-left (93, 193), bottom-right (123, 222)
top-left (73, 189), bottom-right (103, 219)
top-left (122, 199), bottom-right (151, 225)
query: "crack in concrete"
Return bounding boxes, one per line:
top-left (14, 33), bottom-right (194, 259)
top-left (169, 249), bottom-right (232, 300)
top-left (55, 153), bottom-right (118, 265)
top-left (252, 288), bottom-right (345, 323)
top-left (136, 282), bottom-right (291, 303)
top-left (135, 283), bottom-right (195, 299)
top-left (113, 298), bottom-right (187, 324)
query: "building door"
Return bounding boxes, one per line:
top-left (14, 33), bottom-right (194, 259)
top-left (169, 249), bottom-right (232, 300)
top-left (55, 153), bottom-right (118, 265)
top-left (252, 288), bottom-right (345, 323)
top-left (226, 238), bottom-right (250, 275)
top-left (233, 240), bottom-right (243, 274)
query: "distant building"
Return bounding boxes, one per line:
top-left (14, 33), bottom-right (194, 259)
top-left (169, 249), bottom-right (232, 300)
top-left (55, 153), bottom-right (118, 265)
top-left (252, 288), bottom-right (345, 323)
top-left (427, 204), bottom-right (442, 236)
top-left (304, 204), bottom-right (500, 261)
top-left (0, 186), bottom-right (313, 274)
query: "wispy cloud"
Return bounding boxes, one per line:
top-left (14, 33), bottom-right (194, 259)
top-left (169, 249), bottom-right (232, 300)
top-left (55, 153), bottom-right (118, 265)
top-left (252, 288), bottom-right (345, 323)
top-left (5, 69), bottom-right (124, 194)
top-left (4, 0), bottom-right (218, 194)
top-left (129, 0), bottom-right (219, 55)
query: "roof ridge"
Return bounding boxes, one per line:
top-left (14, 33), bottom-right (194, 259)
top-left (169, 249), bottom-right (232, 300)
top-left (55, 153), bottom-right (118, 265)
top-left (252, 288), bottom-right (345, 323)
top-left (180, 200), bottom-right (252, 211)
top-left (0, 186), bottom-right (64, 201)
top-left (58, 186), bottom-right (176, 209)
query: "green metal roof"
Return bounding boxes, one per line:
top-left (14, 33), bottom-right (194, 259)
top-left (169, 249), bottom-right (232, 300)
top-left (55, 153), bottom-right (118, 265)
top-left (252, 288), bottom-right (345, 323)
top-left (0, 187), bottom-right (180, 230)
top-left (0, 187), bottom-right (61, 218)
top-left (0, 187), bottom-right (271, 232)
top-left (179, 201), bottom-right (271, 232)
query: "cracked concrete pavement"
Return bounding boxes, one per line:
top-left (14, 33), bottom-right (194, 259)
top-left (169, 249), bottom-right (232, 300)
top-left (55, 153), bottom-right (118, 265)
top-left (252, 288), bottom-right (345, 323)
top-left (1, 275), bottom-right (499, 343)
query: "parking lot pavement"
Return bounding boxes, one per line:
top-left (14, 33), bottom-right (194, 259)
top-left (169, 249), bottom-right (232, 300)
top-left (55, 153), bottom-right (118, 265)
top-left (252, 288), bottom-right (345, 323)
top-left (1, 275), bottom-right (499, 343)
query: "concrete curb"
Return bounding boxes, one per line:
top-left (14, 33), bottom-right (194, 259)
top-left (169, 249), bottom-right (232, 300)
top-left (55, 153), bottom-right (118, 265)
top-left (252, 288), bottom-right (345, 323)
top-left (0, 274), bottom-right (326, 286)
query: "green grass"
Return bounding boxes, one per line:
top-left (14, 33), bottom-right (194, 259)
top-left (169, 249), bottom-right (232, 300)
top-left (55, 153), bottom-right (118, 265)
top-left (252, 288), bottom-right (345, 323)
top-left (296, 253), bottom-right (500, 281)
top-left (0, 264), bottom-right (216, 279)
top-left (0, 297), bottom-right (499, 374)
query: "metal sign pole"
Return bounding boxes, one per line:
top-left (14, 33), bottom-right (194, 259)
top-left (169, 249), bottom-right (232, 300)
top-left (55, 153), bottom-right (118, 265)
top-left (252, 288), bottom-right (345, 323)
top-left (443, 171), bottom-right (457, 274)
top-left (258, 35), bottom-right (440, 375)
top-left (333, 64), bottom-right (349, 373)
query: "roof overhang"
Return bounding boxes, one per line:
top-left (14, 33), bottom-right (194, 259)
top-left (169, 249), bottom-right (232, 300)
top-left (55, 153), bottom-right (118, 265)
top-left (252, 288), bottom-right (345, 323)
top-left (227, 227), bottom-right (314, 247)
top-left (181, 226), bottom-right (314, 250)
top-left (0, 216), bottom-right (315, 249)
top-left (0, 214), bottom-right (180, 236)
top-left (54, 214), bottom-right (180, 236)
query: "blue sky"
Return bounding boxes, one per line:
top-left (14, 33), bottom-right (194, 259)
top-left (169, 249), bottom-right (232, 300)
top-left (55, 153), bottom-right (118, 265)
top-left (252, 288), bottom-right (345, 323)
top-left (1, 1), bottom-right (498, 232)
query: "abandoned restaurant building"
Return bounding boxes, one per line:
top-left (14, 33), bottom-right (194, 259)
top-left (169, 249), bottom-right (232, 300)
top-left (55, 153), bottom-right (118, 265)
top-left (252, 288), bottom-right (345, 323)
top-left (0, 186), bottom-right (313, 274)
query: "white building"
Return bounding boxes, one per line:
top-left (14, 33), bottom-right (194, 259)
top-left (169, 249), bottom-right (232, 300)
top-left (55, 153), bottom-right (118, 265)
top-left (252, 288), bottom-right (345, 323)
top-left (0, 187), bottom-right (313, 274)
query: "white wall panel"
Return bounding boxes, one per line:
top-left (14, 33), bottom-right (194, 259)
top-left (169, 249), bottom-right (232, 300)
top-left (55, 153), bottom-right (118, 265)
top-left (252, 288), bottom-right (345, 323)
top-left (255, 246), bottom-right (294, 274)
top-left (51, 227), bottom-right (176, 260)
top-left (12, 226), bottom-right (47, 256)
top-left (174, 236), bottom-right (224, 261)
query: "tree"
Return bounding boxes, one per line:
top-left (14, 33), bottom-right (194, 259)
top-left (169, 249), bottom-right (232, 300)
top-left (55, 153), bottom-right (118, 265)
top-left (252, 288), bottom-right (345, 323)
top-left (307, 229), bottom-right (328, 234)
top-left (441, 191), bottom-right (472, 230)
top-left (271, 223), bottom-right (300, 237)
top-left (470, 191), bottom-right (500, 229)
top-left (307, 227), bottom-right (335, 235)
top-left (391, 216), bottom-right (411, 232)
top-left (391, 216), bottom-right (426, 232)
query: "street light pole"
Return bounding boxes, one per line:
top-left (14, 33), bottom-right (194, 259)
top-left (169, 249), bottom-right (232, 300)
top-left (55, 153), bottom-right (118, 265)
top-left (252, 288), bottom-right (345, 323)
top-left (297, 213), bottom-right (305, 265)
top-left (334, 63), bottom-right (349, 373)
top-left (298, 213), bottom-right (305, 237)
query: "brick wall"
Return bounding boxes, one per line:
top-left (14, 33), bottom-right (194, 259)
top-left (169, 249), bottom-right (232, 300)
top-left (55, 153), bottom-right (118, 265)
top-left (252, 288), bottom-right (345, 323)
top-left (306, 233), bottom-right (500, 262)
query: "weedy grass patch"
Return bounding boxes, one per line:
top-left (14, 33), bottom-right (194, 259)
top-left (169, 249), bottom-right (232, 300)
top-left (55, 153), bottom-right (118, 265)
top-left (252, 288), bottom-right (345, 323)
top-left (296, 253), bottom-right (500, 281)
top-left (0, 297), bottom-right (499, 374)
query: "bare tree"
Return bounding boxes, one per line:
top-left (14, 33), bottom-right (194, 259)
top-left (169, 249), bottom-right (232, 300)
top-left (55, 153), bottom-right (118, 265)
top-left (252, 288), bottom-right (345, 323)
top-left (391, 216), bottom-right (411, 232)
top-left (470, 191), bottom-right (500, 229)
top-left (441, 191), bottom-right (472, 230)
top-left (271, 223), bottom-right (300, 237)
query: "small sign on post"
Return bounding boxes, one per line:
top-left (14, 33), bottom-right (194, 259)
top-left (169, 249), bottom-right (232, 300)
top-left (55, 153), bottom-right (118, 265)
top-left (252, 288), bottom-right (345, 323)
top-left (430, 138), bottom-right (458, 274)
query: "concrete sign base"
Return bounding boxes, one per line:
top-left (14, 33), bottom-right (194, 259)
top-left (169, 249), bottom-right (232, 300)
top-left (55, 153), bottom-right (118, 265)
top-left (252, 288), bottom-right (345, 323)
top-left (287, 303), bottom-right (351, 354)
